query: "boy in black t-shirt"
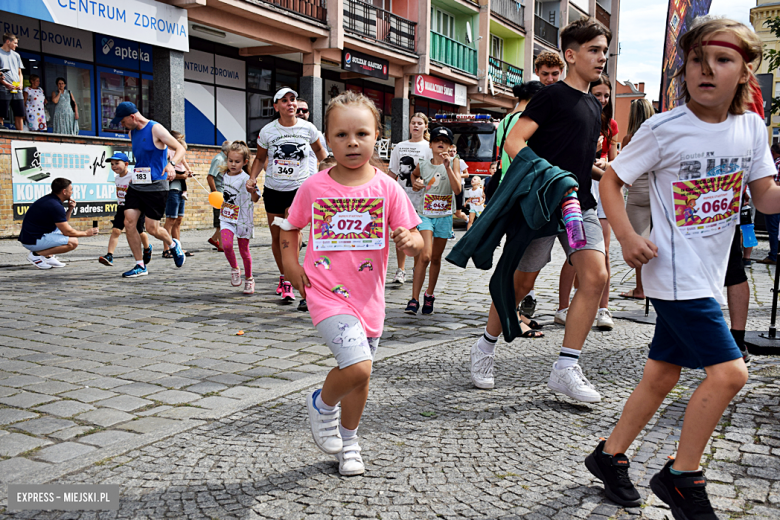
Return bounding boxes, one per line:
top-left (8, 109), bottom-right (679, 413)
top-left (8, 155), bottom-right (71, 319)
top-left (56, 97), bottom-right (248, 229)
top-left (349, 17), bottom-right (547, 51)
top-left (470, 18), bottom-right (610, 403)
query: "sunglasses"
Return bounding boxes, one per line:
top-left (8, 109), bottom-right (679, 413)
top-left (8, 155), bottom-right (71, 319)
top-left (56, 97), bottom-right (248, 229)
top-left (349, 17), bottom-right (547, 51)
top-left (296, 108), bottom-right (309, 114)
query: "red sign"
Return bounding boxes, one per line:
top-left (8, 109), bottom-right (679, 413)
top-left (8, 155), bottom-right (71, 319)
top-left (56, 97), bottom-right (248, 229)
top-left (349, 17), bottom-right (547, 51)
top-left (414, 74), bottom-right (456, 104)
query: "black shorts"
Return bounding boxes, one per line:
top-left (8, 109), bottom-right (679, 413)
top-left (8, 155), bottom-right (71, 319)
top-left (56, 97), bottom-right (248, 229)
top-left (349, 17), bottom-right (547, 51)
top-left (0, 98), bottom-right (25, 121)
top-left (263, 186), bottom-right (298, 215)
top-left (213, 208), bottom-right (221, 228)
top-left (112, 206), bottom-right (146, 233)
top-left (123, 188), bottom-right (167, 222)
top-left (724, 229), bottom-right (748, 287)
top-left (455, 191), bottom-right (464, 211)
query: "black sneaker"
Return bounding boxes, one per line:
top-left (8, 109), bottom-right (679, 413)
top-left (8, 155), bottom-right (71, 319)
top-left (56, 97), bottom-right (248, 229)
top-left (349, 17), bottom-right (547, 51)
top-left (519, 295), bottom-right (537, 318)
top-left (143, 245), bottom-right (153, 266)
top-left (298, 299), bottom-right (308, 312)
top-left (98, 253), bottom-right (113, 266)
top-left (405, 298), bottom-right (419, 315)
top-left (650, 458), bottom-right (718, 520)
top-left (421, 294), bottom-right (435, 315)
top-left (585, 439), bottom-right (642, 507)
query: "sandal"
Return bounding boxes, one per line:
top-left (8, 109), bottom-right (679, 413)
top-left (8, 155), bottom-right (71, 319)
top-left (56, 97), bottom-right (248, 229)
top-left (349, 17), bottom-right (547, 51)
top-left (619, 289), bottom-right (644, 300)
top-left (184, 251), bottom-right (194, 257)
top-left (162, 250), bottom-right (173, 259)
top-left (520, 326), bottom-right (544, 338)
top-left (519, 313), bottom-right (543, 330)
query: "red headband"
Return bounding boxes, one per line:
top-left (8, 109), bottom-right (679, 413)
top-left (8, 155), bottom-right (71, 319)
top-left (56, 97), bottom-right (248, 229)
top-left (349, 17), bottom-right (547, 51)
top-left (688, 40), bottom-right (751, 62)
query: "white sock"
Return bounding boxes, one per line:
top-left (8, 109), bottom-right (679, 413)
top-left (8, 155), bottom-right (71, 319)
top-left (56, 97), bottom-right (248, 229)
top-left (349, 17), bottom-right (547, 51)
top-left (477, 328), bottom-right (498, 355)
top-left (339, 423), bottom-right (358, 441)
top-left (528, 290), bottom-right (535, 299)
top-left (315, 393), bottom-right (337, 414)
top-left (598, 307), bottom-right (609, 313)
top-left (136, 260), bottom-right (145, 268)
top-left (557, 347), bottom-right (580, 369)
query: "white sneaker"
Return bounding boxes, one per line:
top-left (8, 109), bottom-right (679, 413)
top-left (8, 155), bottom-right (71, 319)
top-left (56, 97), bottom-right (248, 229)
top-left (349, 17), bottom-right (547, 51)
top-left (596, 309), bottom-right (614, 331)
top-left (470, 340), bottom-right (495, 389)
top-left (393, 268), bottom-right (406, 284)
top-left (27, 251), bottom-right (52, 270)
top-left (335, 436), bottom-right (365, 476)
top-left (243, 278), bottom-right (255, 295)
top-left (548, 362), bottom-right (601, 403)
top-left (44, 255), bottom-right (66, 268)
top-left (306, 390), bottom-right (342, 454)
top-left (554, 308), bottom-right (568, 325)
top-left (230, 268), bottom-right (241, 287)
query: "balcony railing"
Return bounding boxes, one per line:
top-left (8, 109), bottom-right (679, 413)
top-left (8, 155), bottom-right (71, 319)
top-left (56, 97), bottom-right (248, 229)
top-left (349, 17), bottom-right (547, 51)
top-left (488, 57), bottom-right (523, 87)
top-left (258, 0), bottom-right (327, 22)
top-left (596, 4), bottom-right (610, 28)
top-left (344, 0), bottom-right (417, 52)
top-left (490, 0), bottom-right (525, 28)
top-left (430, 32), bottom-right (478, 75)
top-left (534, 15), bottom-right (558, 47)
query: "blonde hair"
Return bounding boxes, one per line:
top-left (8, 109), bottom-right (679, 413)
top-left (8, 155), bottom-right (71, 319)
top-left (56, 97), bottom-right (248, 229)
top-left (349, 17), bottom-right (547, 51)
top-left (674, 17), bottom-right (762, 115)
top-left (318, 155), bottom-right (337, 171)
top-left (220, 140), bottom-right (251, 173)
top-left (170, 130), bottom-right (187, 150)
top-left (411, 112), bottom-right (430, 141)
top-left (627, 99), bottom-right (655, 138)
top-left (324, 90), bottom-right (382, 139)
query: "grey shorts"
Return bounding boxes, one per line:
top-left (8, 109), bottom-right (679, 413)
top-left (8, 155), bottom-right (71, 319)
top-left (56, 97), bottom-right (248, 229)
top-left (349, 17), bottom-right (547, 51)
top-left (315, 314), bottom-right (379, 369)
top-left (516, 208), bottom-right (605, 272)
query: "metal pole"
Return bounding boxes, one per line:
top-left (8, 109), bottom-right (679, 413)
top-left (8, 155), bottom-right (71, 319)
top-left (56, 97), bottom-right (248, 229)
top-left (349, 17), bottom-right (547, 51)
top-left (770, 257), bottom-right (779, 339)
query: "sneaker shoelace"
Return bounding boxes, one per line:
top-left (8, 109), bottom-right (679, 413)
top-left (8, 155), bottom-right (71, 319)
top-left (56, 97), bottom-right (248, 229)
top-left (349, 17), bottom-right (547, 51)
top-left (474, 352), bottom-right (494, 377)
top-left (689, 486), bottom-right (713, 508)
top-left (571, 365), bottom-right (597, 390)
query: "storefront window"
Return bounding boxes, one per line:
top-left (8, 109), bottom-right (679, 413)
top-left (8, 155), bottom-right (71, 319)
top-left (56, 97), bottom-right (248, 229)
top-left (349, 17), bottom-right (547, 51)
top-left (247, 92), bottom-right (275, 147)
top-left (248, 66), bottom-right (272, 92)
top-left (275, 70), bottom-right (299, 92)
top-left (141, 77), bottom-right (154, 122)
top-left (98, 68), bottom-right (139, 135)
top-left (43, 58), bottom-right (94, 134)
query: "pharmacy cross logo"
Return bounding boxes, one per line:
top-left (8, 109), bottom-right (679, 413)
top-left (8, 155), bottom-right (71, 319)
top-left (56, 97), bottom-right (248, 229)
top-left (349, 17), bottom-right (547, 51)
top-left (102, 38), bottom-right (114, 55)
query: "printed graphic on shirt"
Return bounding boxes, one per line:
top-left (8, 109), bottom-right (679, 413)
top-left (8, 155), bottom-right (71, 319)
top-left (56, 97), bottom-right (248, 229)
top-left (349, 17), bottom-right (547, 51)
top-left (312, 198), bottom-right (385, 251)
top-left (314, 256), bottom-right (332, 270)
top-left (397, 156), bottom-right (417, 187)
top-left (422, 194), bottom-right (453, 216)
top-left (332, 284), bottom-right (351, 298)
top-left (673, 155), bottom-right (746, 238)
top-left (358, 259), bottom-right (374, 272)
top-left (270, 142), bottom-right (307, 179)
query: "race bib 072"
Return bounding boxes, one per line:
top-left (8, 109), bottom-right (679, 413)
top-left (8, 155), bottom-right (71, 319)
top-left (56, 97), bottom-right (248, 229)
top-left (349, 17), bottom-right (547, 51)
top-left (672, 170), bottom-right (743, 238)
top-left (312, 198), bottom-right (385, 251)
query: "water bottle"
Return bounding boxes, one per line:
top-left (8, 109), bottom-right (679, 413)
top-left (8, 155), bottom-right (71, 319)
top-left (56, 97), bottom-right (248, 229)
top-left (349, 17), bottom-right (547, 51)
top-left (562, 192), bottom-right (587, 249)
top-left (740, 204), bottom-right (758, 248)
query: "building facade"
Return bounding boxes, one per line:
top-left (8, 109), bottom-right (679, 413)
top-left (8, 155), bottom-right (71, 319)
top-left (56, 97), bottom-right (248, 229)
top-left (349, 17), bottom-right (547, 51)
top-left (751, 0), bottom-right (780, 143)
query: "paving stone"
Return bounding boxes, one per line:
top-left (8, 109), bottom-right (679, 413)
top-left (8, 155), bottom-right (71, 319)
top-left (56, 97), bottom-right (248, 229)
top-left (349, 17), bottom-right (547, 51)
top-left (0, 433), bottom-right (53, 457)
top-left (0, 391), bottom-right (59, 408)
top-left (93, 395), bottom-right (154, 412)
top-left (0, 408), bottom-right (38, 425)
top-left (185, 381), bottom-right (228, 394)
top-left (35, 400), bottom-right (96, 417)
top-left (78, 430), bottom-right (139, 448)
top-left (14, 417), bottom-right (76, 435)
top-left (150, 390), bottom-right (201, 405)
top-left (49, 426), bottom-right (93, 441)
top-left (33, 442), bottom-right (96, 463)
top-left (0, 457), bottom-right (51, 483)
top-left (116, 417), bottom-right (180, 434)
top-left (22, 380), bottom-right (80, 395)
top-left (76, 408), bottom-right (136, 427)
top-left (111, 382), bottom-right (166, 397)
top-left (60, 388), bottom-right (118, 403)
top-left (190, 396), bottom-right (241, 410)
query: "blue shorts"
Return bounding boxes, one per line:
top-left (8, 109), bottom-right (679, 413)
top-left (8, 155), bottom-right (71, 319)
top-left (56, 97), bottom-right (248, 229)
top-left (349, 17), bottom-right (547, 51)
top-left (649, 298), bottom-right (742, 370)
top-left (418, 215), bottom-right (453, 239)
top-left (165, 189), bottom-right (186, 218)
top-left (22, 228), bottom-right (69, 253)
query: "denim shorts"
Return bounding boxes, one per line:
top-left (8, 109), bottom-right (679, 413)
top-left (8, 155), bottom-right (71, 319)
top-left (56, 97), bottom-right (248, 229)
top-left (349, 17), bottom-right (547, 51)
top-left (165, 189), bottom-right (186, 218)
top-left (418, 214), bottom-right (453, 239)
top-left (649, 297), bottom-right (742, 370)
top-left (22, 228), bottom-right (69, 252)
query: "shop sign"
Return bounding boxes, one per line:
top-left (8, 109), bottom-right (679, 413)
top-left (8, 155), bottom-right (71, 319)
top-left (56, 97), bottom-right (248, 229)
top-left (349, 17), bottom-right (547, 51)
top-left (184, 51), bottom-right (244, 89)
top-left (40, 22), bottom-right (93, 62)
top-left (184, 50), bottom-right (214, 83)
top-left (95, 34), bottom-right (153, 72)
top-left (11, 140), bottom-right (135, 220)
top-left (0, 13), bottom-right (41, 52)
top-left (342, 48), bottom-right (388, 80)
top-left (5, 0), bottom-right (189, 52)
top-left (413, 74), bottom-right (467, 106)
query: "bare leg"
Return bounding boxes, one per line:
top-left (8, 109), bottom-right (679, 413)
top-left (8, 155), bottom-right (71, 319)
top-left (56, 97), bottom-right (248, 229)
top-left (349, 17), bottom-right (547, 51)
top-left (396, 245), bottom-right (406, 271)
top-left (319, 360), bottom-right (372, 430)
top-left (267, 212), bottom-right (285, 275)
top-left (600, 219), bottom-right (611, 309)
top-left (727, 281), bottom-right (749, 331)
top-left (107, 228), bottom-right (121, 255)
top-left (140, 232), bottom-right (150, 250)
top-left (486, 270), bottom-right (540, 337)
top-left (35, 237), bottom-right (78, 257)
top-left (563, 249), bottom-right (608, 351)
top-left (412, 230), bottom-right (434, 301)
top-left (559, 261), bottom-right (576, 311)
top-left (467, 212), bottom-right (475, 230)
top-left (634, 265), bottom-right (645, 298)
top-left (424, 238), bottom-right (448, 296)
top-left (162, 218), bottom-right (175, 252)
top-left (140, 216), bottom-right (174, 260)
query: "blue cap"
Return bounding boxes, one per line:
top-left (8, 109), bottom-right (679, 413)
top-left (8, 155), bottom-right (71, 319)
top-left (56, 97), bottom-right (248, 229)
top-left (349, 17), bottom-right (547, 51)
top-left (111, 101), bottom-right (138, 126)
top-left (108, 152), bottom-right (129, 163)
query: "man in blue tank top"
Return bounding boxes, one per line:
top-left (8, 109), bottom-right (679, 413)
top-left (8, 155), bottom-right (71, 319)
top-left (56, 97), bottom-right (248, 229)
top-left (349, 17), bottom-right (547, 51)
top-left (111, 102), bottom-right (187, 277)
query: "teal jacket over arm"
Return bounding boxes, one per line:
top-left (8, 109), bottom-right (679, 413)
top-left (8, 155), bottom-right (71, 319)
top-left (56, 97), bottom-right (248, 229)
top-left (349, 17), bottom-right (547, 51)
top-left (446, 147), bottom-right (578, 342)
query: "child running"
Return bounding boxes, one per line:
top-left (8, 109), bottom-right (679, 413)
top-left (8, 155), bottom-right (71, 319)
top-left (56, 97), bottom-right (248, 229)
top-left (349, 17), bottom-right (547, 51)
top-left (98, 152), bottom-right (152, 267)
top-left (220, 141), bottom-right (258, 295)
top-left (281, 91), bottom-right (423, 476)
top-left (404, 127), bottom-right (462, 315)
top-left (465, 176), bottom-right (485, 230)
top-left (586, 18), bottom-right (780, 519)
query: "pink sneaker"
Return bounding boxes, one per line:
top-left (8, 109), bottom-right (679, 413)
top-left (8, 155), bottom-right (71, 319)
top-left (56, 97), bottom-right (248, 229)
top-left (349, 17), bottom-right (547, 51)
top-left (231, 268), bottom-right (241, 287)
top-left (243, 278), bottom-right (255, 294)
top-left (281, 281), bottom-right (295, 302)
top-left (276, 276), bottom-right (284, 295)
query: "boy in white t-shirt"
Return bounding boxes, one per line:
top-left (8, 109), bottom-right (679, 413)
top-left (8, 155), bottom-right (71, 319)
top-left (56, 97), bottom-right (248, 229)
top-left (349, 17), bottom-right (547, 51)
top-left (586, 19), bottom-right (780, 518)
top-left (464, 176), bottom-right (484, 230)
top-left (98, 152), bottom-right (151, 267)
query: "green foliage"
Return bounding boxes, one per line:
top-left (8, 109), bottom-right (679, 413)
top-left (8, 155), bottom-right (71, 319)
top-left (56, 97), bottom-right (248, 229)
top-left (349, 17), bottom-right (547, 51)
top-left (764, 17), bottom-right (780, 114)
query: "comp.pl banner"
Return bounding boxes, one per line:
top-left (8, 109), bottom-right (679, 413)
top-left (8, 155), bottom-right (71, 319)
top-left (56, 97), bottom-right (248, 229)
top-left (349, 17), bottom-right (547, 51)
top-left (11, 140), bottom-right (136, 220)
top-left (3, 0), bottom-right (189, 52)
top-left (659, 0), bottom-right (712, 112)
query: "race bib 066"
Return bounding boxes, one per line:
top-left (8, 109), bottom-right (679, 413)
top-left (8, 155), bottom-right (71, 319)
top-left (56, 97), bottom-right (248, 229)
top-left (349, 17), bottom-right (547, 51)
top-left (312, 198), bottom-right (385, 251)
top-left (672, 170), bottom-right (743, 238)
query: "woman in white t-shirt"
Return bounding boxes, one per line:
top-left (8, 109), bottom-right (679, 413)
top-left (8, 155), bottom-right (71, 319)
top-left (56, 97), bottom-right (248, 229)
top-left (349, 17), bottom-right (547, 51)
top-left (388, 112), bottom-right (431, 284)
top-left (247, 88), bottom-right (328, 303)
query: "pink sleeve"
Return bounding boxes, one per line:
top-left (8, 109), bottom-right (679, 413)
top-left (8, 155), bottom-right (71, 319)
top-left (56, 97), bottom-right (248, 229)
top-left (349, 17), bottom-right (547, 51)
top-left (286, 179), bottom-right (313, 229)
top-left (387, 179), bottom-right (422, 231)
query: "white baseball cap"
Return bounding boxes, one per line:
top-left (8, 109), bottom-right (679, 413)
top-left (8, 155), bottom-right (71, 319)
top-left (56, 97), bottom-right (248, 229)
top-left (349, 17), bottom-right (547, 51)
top-left (274, 87), bottom-right (298, 103)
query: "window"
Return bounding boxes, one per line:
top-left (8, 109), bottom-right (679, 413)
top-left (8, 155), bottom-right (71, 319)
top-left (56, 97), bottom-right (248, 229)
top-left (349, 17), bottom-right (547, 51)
top-left (491, 35), bottom-right (504, 60)
top-left (248, 66), bottom-right (272, 92)
top-left (432, 7), bottom-right (455, 39)
top-left (534, 2), bottom-right (542, 17)
top-left (774, 82), bottom-right (780, 100)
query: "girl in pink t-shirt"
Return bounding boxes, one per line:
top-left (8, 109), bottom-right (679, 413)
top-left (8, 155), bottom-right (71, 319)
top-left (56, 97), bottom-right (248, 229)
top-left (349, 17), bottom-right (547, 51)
top-left (281, 92), bottom-right (423, 476)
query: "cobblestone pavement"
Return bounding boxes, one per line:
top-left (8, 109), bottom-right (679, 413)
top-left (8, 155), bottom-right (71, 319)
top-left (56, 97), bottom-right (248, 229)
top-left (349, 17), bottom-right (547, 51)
top-left (0, 227), bottom-right (779, 518)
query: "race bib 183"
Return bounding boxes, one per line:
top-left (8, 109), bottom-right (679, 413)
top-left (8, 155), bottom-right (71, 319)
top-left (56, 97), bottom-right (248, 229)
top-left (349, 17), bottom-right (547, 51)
top-left (312, 198), bottom-right (385, 251)
top-left (132, 167), bottom-right (152, 185)
top-left (423, 194), bottom-right (453, 216)
top-left (672, 170), bottom-right (743, 238)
